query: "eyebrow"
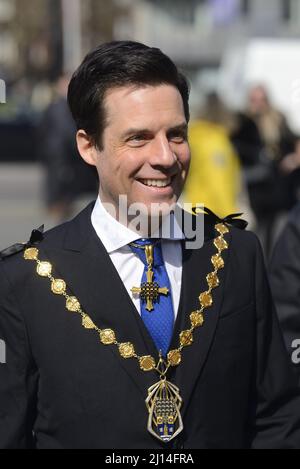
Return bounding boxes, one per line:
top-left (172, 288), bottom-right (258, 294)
top-left (167, 123), bottom-right (188, 134)
top-left (121, 123), bottom-right (188, 140)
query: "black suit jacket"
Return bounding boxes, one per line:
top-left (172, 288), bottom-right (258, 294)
top-left (270, 202), bottom-right (300, 381)
top-left (0, 202), bottom-right (300, 449)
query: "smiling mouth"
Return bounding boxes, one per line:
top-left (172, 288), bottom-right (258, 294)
top-left (138, 177), bottom-right (173, 188)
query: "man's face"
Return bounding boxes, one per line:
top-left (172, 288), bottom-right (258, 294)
top-left (94, 84), bottom-right (190, 217)
top-left (248, 86), bottom-right (269, 116)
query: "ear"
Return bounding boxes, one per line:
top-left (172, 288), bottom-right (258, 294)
top-left (76, 130), bottom-right (100, 166)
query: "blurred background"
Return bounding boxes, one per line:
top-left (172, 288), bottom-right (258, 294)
top-left (1, 0), bottom-right (300, 259)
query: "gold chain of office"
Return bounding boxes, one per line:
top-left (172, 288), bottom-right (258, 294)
top-left (23, 222), bottom-right (229, 372)
top-left (22, 221), bottom-right (229, 443)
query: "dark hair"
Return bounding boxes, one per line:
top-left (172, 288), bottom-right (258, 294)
top-left (68, 41), bottom-right (190, 149)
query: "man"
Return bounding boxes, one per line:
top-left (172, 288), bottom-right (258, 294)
top-left (270, 202), bottom-right (300, 381)
top-left (184, 92), bottom-right (242, 218)
top-left (0, 41), bottom-right (299, 449)
top-left (38, 74), bottom-right (97, 223)
top-left (231, 84), bottom-right (298, 258)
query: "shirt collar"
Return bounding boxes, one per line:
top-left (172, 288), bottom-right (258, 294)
top-left (91, 196), bottom-right (185, 254)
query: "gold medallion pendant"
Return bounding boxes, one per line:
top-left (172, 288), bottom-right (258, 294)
top-left (146, 378), bottom-right (183, 442)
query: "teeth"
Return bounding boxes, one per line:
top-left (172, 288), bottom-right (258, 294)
top-left (140, 178), bottom-right (171, 187)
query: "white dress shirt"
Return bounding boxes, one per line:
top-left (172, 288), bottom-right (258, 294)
top-left (91, 197), bottom-right (184, 318)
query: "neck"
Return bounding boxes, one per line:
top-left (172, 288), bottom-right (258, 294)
top-left (98, 194), bottom-right (174, 238)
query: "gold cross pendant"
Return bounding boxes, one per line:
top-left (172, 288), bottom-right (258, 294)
top-left (131, 244), bottom-right (169, 311)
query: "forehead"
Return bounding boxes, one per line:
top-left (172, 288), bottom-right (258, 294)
top-left (103, 84), bottom-right (186, 129)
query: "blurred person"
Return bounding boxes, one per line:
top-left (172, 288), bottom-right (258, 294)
top-left (280, 138), bottom-right (300, 204)
top-left (0, 41), bottom-right (300, 449)
top-left (184, 92), bottom-right (254, 224)
top-left (38, 75), bottom-right (97, 223)
top-left (270, 202), bottom-right (300, 382)
top-left (30, 80), bottom-right (54, 114)
top-left (231, 84), bottom-right (299, 257)
top-left (247, 85), bottom-right (297, 177)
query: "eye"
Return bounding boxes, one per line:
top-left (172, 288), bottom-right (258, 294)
top-left (130, 135), bottom-right (146, 141)
top-left (168, 131), bottom-right (187, 143)
top-left (126, 133), bottom-right (150, 146)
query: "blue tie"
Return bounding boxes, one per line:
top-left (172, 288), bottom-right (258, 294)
top-left (130, 239), bottom-right (175, 357)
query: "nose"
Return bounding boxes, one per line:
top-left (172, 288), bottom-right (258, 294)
top-left (149, 135), bottom-right (177, 169)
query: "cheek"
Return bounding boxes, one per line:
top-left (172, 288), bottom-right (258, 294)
top-left (177, 145), bottom-right (191, 171)
top-left (118, 151), bottom-right (145, 177)
top-left (97, 151), bottom-right (122, 179)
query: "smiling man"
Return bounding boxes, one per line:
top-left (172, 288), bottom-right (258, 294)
top-left (70, 44), bottom-right (191, 231)
top-left (0, 41), bottom-right (300, 449)
top-left (77, 85), bottom-right (189, 209)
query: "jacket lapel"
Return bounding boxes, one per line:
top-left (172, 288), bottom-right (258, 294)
top-left (40, 203), bottom-right (159, 398)
top-left (169, 220), bottom-right (231, 418)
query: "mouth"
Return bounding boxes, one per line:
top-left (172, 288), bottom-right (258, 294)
top-left (138, 177), bottom-right (173, 188)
